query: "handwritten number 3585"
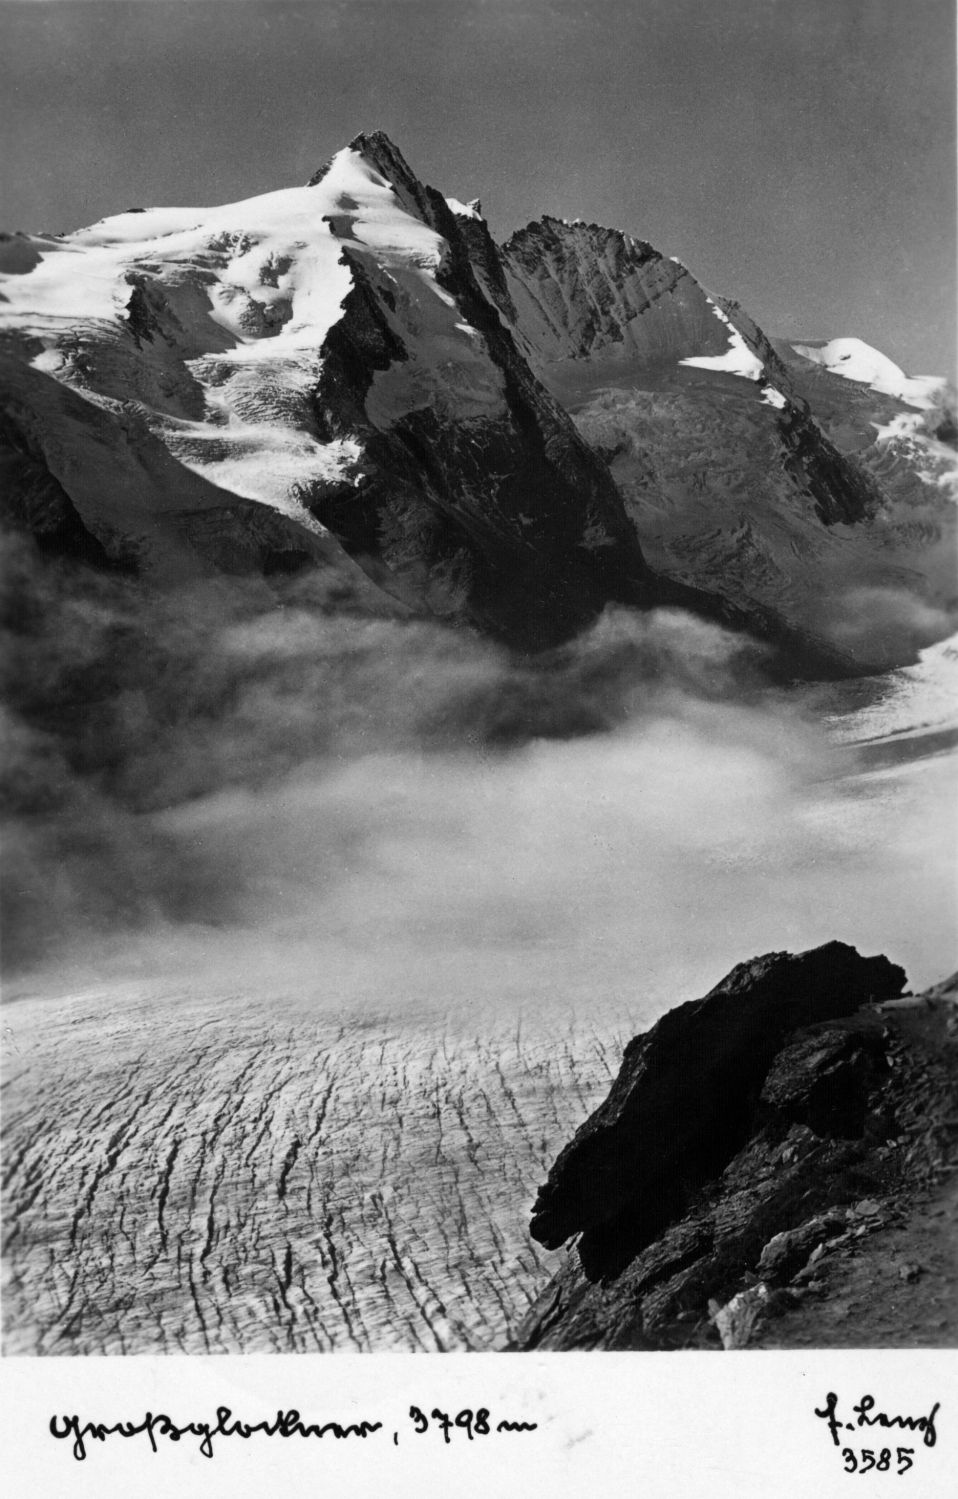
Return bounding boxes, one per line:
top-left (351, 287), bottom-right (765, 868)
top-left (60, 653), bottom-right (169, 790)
top-left (841, 1448), bottom-right (914, 1475)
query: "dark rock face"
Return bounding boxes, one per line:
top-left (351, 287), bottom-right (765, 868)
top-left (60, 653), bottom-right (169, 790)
top-left (0, 410), bottom-right (136, 571)
top-left (524, 941), bottom-right (905, 1295)
top-left (530, 943), bottom-right (906, 1270)
top-left (307, 135), bottom-right (656, 651)
top-left (775, 400), bottom-right (882, 527)
top-left (515, 959), bottom-right (958, 1361)
top-left (502, 218), bottom-right (695, 365)
top-left (499, 219), bottom-right (871, 537)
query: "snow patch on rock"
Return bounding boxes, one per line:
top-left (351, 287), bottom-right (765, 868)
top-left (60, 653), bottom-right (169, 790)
top-left (680, 300), bottom-right (765, 382)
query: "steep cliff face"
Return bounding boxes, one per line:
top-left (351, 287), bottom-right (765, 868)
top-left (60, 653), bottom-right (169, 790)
top-left (514, 948), bottom-right (958, 1352)
top-left (500, 220), bottom-right (956, 670)
top-left (501, 217), bottom-right (813, 418)
top-left (501, 219), bottom-right (725, 369)
top-left (302, 136), bottom-right (655, 647)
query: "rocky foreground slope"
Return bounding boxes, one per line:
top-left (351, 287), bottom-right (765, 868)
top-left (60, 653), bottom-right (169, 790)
top-left (2, 131), bottom-right (954, 667)
top-left (513, 943), bottom-right (958, 1350)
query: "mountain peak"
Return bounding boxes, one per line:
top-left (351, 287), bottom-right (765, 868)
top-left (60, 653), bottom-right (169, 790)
top-left (347, 128), bottom-right (406, 160)
top-left (305, 130), bottom-right (443, 238)
top-left (307, 130), bottom-right (417, 192)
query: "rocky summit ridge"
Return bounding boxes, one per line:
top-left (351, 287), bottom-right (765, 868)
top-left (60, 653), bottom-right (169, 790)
top-left (2, 129), bottom-right (954, 667)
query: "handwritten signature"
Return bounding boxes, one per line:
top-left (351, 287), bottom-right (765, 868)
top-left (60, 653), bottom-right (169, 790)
top-left (814, 1392), bottom-right (940, 1448)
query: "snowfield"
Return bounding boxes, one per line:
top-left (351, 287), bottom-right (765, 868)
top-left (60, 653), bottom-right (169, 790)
top-left (791, 337), bottom-right (946, 410)
top-left (0, 147), bottom-right (489, 527)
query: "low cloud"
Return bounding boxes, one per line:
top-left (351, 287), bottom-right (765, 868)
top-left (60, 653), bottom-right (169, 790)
top-left (2, 534), bottom-right (954, 1010)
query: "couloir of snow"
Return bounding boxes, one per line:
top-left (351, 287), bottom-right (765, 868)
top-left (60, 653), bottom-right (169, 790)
top-left (0, 147), bottom-right (488, 527)
top-left (680, 299), bottom-right (766, 382)
top-left (790, 337), bottom-right (946, 410)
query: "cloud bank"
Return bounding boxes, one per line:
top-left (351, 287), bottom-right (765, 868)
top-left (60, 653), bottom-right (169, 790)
top-left (2, 536), bottom-right (954, 1015)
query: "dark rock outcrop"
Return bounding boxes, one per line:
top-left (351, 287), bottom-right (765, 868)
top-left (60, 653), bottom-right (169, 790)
top-left (529, 943), bottom-right (906, 1268)
top-left (512, 942), bottom-right (958, 1351)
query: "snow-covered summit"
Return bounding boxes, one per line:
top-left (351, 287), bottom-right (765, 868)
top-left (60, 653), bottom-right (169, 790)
top-left (0, 141), bottom-right (472, 526)
top-left (790, 338), bottom-right (946, 411)
top-left (1, 129), bottom-right (647, 647)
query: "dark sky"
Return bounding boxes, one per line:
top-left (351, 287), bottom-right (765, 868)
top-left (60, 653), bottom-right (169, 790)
top-left (2, 0), bottom-right (955, 375)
